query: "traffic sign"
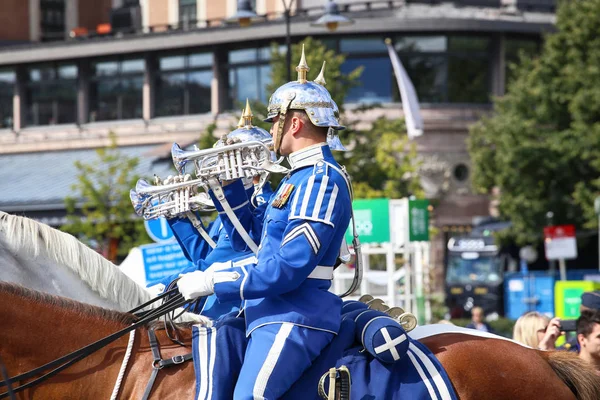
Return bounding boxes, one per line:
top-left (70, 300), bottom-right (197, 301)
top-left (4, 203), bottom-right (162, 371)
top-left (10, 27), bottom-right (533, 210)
top-left (544, 225), bottom-right (577, 260)
top-left (144, 217), bottom-right (175, 243)
top-left (140, 242), bottom-right (193, 285)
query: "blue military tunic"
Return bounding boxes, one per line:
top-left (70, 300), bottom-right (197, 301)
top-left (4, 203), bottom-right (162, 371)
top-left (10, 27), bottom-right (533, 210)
top-left (210, 143), bottom-right (351, 335)
top-left (160, 184), bottom-right (272, 318)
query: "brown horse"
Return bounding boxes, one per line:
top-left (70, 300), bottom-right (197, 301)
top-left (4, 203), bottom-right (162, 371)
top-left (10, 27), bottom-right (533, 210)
top-left (2, 282), bottom-right (600, 400)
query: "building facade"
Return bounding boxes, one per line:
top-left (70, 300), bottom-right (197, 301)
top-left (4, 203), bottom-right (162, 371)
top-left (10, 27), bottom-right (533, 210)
top-left (0, 0), bottom-right (556, 289)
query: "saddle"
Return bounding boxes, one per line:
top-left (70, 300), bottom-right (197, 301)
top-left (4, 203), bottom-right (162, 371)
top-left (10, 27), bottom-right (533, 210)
top-left (191, 299), bottom-right (458, 400)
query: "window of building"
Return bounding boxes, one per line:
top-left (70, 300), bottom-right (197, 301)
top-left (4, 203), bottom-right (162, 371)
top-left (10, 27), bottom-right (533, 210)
top-left (25, 63), bottom-right (77, 126)
top-left (0, 70), bottom-right (15, 129)
top-left (155, 52), bottom-right (213, 117)
top-left (505, 37), bottom-right (540, 87)
top-left (40, 0), bottom-right (65, 42)
top-left (90, 58), bottom-right (145, 122)
top-left (228, 47), bottom-right (272, 106)
top-left (179, 0), bottom-right (197, 25)
top-left (338, 35), bottom-right (492, 105)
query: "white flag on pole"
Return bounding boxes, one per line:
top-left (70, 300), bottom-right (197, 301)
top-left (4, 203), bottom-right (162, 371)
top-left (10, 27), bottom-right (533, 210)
top-left (386, 39), bottom-right (424, 139)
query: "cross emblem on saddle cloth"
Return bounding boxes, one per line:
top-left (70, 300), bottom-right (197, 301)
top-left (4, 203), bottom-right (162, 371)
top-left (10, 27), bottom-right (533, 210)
top-left (374, 328), bottom-right (407, 361)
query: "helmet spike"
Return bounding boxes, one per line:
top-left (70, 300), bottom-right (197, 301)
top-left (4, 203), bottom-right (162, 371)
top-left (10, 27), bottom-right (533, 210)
top-left (296, 44), bottom-right (310, 83)
top-left (314, 61), bottom-right (327, 86)
top-left (242, 99), bottom-right (254, 126)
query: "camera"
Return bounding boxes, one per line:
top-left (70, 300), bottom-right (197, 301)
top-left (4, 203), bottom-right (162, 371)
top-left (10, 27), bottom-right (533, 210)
top-left (558, 319), bottom-right (577, 332)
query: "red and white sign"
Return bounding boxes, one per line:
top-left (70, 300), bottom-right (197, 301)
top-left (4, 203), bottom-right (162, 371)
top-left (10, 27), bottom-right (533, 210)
top-left (544, 225), bottom-right (578, 260)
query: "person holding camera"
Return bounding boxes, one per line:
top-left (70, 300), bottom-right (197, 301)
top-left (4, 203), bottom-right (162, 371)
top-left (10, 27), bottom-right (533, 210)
top-left (559, 290), bottom-right (600, 352)
top-left (513, 311), bottom-right (562, 350)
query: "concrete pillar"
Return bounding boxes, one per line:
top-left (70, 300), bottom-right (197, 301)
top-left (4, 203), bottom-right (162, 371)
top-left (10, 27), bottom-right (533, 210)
top-left (197, 0), bottom-right (207, 28)
top-left (12, 67), bottom-right (26, 132)
top-left (490, 34), bottom-right (506, 97)
top-left (168, 0), bottom-right (179, 27)
top-left (28, 0), bottom-right (40, 41)
top-left (140, 0), bottom-right (150, 31)
top-left (143, 53), bottom-right (156, 121)
top-left (65, 0), bottom-right (79, 34)
top-left (77, 60), bottom-right (90, 125)
top-left (211, 48), bottom-right (229, 115)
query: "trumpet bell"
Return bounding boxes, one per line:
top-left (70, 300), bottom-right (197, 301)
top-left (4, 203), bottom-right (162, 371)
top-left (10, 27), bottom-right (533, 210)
top-left (135, 178), bottom-right (153, 196)
top-left (172, 143), bottom-right (187, 174)
top-left (130, 189), bottom-right (144, 216)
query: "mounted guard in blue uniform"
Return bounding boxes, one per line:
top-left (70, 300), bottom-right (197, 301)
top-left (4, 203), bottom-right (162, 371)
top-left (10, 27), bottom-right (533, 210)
top-left (177, 46), bottom-right (360, 399)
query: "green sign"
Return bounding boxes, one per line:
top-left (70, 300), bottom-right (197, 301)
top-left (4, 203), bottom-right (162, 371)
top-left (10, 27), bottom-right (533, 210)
top-left (562, 288), bottom-right (583, 318)
top-left (346, 198), bottom-right (390, 244)
top-left (408, 199), bottom-right (429, 242)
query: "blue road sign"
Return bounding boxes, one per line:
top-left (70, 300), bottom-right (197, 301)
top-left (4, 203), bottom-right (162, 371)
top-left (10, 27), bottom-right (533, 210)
top-left (144, 217), bottom-right (175, 243)
top-left (141, 242), bottom-right (193, 285)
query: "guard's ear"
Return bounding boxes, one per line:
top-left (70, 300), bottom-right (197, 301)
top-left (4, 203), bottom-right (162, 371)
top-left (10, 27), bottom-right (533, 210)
top-left (290, 115), bottom-right (304, 136)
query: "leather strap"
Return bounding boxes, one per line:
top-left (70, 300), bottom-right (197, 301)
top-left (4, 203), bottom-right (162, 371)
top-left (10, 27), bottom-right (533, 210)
top-left (185, 211), bottom-right (217, 249)
top-left (142, 330), bottom-right (193, 400)
top-left (209, 178), bottom-right (258, 254)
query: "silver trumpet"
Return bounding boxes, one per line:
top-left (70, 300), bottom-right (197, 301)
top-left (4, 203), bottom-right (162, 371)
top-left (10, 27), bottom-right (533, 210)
top-left (171, 140), bottom-right (288, 179)
top-left (130, 175), bottom-right (215, 220)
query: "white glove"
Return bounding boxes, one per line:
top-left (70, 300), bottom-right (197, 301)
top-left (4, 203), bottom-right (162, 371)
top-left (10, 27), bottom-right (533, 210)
top-left (177, 270), bottom-right (215, 300)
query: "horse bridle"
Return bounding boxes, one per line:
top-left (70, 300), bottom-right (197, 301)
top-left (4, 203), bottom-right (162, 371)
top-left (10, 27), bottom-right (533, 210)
top-left (0, 289), bottom-right (192, 399)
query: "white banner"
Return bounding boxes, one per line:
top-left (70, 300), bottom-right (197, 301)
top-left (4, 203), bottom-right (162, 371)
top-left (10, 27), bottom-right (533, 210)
top-left (386, 40), bottom-right (424, 139)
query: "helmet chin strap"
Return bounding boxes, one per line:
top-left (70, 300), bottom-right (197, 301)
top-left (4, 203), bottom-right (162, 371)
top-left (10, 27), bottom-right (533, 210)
top-left (274, 93), bottom-right (296, 155)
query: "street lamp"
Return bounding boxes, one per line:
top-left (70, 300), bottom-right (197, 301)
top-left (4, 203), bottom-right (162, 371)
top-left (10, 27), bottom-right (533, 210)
top-left (311, 0), bottom-right (354, 32)
top-left (229, 0), bottom-right (353, 82)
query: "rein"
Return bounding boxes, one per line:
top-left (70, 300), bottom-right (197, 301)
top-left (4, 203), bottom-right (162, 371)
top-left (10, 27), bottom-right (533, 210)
top-left (0, 288), bottom-right (189, 399)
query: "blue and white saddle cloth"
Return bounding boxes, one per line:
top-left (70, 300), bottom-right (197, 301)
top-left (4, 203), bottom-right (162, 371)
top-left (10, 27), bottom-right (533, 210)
top-left (192, 304), bottom-right (458, 399)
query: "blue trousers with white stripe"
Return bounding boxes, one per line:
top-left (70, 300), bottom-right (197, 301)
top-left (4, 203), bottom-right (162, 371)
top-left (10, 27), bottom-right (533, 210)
top-left (234, 323), bottom-right (334, 400)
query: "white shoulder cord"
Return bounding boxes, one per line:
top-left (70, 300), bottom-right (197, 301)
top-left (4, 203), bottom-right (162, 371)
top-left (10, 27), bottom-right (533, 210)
top-left (185, 211), bottom-right (217, 249)
top-left (109, 328), bottom-right (136, 400)
top-left (321, 161), bottom-right (363, 298)
top-left (208, 178), bottom-right (259, 254)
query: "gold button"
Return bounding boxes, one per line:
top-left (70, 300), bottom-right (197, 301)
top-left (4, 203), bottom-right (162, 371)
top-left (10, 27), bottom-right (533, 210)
top-left (315, 119), bottom-right (319, 122)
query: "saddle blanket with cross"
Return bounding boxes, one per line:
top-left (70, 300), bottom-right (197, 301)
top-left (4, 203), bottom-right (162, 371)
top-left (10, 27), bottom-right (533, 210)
top-left (191, 302), bottom-right (458, 399)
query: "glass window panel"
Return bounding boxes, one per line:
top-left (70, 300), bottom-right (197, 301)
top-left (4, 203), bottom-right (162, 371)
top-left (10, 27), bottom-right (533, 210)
top-left (259, 47), bottom-right (271, 61)
top-left (160, 55), bottom-right (185, 71)
top-left (395, 36), bottom-right (447, 53)
top-left (29, 66), bottom-right (55, 81)
top-left (180, 0), bottom-right (196, 4)
top-left (230, 66), bottom-right (259, 104)
top-left (89, 79), bottom-right (120, 121)
top-left (0, 70), bottom-right (16, 83)
top-left (342, 57), bottom-right (392, 104)
top-left (94, 61), bottom-right (119, 76)
top-left (57, 64), bottom-right (77, 79)
top-left (447, 56), bottom-right (489, 103)
top-left (340, 38), bottom-right (386, 54)
top-left (0, 70), bottom-right (14, 128)
top-left (26, 80), bottom-right (76, 125)
top-left (258, 65), bottom-right (271, 103)
top-left (229, 49), bottom-right (258, 64)
top-left (448, 36), bottom-right (490, 53)
top-left (189, 52), bottom-right (212, 68)
top-left (187, 70), bottom-right (212, 114)
top-left (121, 59), bottom-right (145, 74)
top-left (121, 76), bottom-right (144, 119)
top-left (155, 73), bottom-right (186, 116)
top-left (399, 54), bottom-right (447, 103)
top-left (54, 82), bottom-right (77, 123)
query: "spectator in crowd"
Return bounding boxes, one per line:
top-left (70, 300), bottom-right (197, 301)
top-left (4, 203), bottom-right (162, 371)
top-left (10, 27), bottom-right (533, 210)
top-left (560, 290), bottom-right (600, 352)
top-left (577, 309), bottom-right (600, 375)
top-left (513, 311), bottom-right (561, 350)
top-left (466, 307), bottom-right (494, 332)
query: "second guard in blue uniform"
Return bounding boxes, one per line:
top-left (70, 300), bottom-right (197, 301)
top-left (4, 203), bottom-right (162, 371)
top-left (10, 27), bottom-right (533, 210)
top-left (178, 46), bottom-right (354, 399)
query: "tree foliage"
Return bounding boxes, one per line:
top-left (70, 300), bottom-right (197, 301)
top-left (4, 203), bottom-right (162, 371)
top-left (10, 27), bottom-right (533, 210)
top-left (468, 0), bottom-right (600, 245)
top-left (62, 133), bottom-right (150, 262)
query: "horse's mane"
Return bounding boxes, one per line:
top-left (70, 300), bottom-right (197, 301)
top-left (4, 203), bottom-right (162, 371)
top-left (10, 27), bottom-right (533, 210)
top-left (0, 211), bottom-right (151, 310)
top-left (0, 281), bottom-right (137, 325)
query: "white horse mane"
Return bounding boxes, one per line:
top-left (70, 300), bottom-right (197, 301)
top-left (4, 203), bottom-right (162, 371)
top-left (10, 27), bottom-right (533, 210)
top-left (0, 211), bottom-right (152, 310)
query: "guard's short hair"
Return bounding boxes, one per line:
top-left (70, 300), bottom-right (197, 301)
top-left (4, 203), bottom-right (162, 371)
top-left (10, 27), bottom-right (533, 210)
top-left (576, 309), bottom-right (600, 337)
